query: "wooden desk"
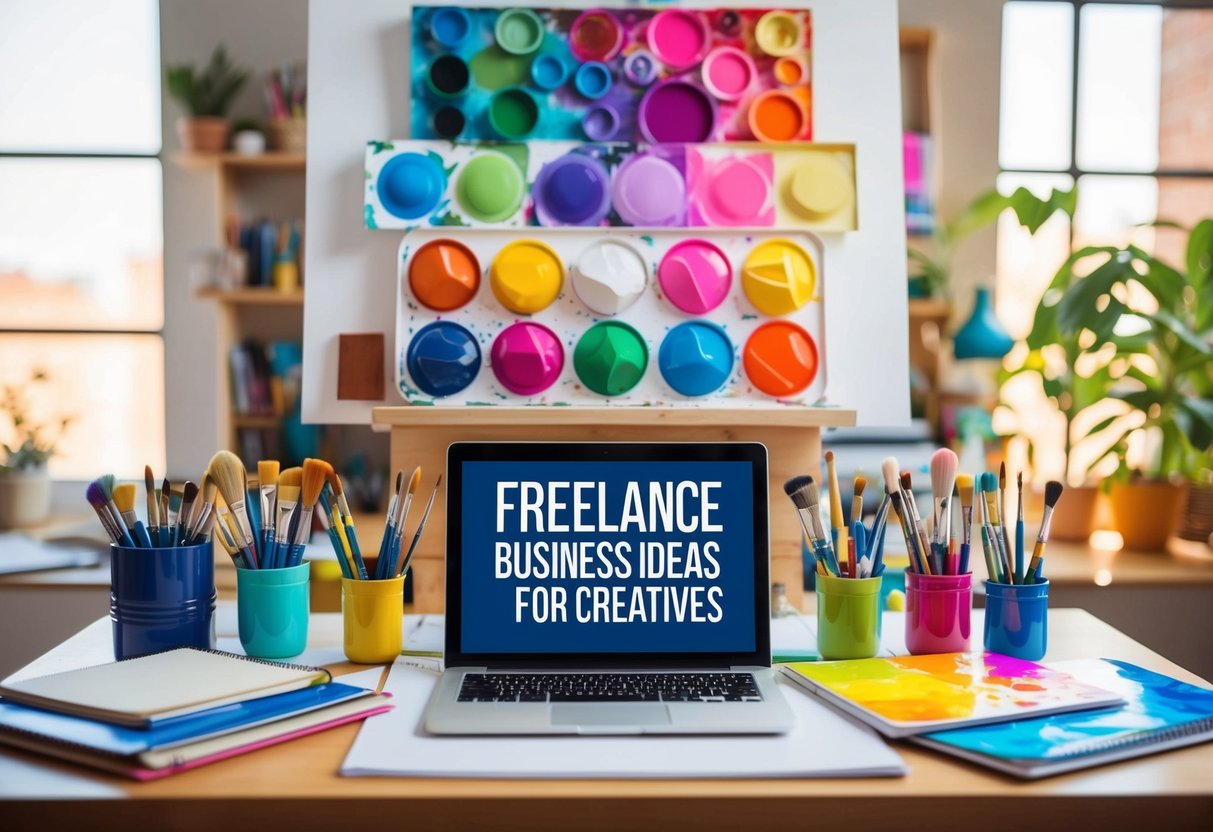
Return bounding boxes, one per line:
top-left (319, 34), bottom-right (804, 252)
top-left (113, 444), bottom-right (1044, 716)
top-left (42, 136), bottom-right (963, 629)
top-left (3, 609), bottom-right (1212, 831)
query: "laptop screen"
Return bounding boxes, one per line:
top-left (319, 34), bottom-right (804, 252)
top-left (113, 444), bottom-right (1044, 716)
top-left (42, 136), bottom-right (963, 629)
top-left (457, 457), bottom-right (757, 656)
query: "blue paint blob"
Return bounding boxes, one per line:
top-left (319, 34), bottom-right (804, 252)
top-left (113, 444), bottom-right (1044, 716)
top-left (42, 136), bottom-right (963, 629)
top-left (574, 61), bottom-right (613, 100)
top-left (406, 321), bottom-right (482, 397)
top-left (530, 53), bottom-right (569, 91)
top-left (658, 320), bottom-right (734, 397)
top-left (377, 153), bottom-right (446, 220)
top-left (430, 7), bottom-right (473, 48)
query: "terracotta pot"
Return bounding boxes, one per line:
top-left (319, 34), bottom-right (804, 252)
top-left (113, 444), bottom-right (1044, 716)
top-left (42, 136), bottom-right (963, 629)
top-left (1048, 484), bottom-right (1100, 543)
top-left (1178, 484), bottom-right (1213, 542)
top-left (0, 465), bottom-right (52, 529)
top-left (176, 116), bottom-right (230, 153)
top-left (1107, 479), bottom-right (1187, 552)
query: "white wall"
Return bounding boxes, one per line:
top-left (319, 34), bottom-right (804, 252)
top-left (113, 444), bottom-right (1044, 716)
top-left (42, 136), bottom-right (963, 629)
top-left (302, 0), bottom-right (911, 427)
top-left (159, 0), bottom-right (308, 477)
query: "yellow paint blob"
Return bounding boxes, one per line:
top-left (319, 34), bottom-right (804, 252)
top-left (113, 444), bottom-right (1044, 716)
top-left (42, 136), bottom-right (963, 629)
top-left (787, 154), bottom-right (853, 217)
top-left (741, 239), bottom-right (816, 316)
top-left (490, 239), bottom-right (564, 313)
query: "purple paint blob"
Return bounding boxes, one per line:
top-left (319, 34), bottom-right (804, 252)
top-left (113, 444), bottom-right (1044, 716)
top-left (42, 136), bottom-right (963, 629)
top-left (638, 81), bottom-right (717, 144)
top-left (532, 153), bottom-right (611, 227)
top-left (612, 153), bottom-right (686, 227)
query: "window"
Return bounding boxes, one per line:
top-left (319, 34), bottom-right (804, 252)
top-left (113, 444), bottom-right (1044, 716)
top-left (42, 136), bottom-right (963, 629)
top-left (0, 0), bottom-right (165, 479)
top-left (995, 1), bottom-right (1213, 481)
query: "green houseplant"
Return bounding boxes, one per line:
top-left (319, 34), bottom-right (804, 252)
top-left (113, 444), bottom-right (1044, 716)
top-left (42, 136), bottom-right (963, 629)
top-left (166, 45), bottom-right (249, 153)
top-left (1039, 219), bottom-right (1213, 549)
top-left (0, 371), bottom-right (72, 529)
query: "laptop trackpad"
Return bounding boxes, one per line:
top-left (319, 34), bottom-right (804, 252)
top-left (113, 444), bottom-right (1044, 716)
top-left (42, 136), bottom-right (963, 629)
top-left (550, 704), bottom-right (671, 727)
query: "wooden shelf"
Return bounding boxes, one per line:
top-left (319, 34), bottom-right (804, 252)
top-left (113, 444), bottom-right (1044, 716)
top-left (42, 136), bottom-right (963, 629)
top-left (171, 152), bottom-right (306, 171)
top-left (373, 406), bottom-right (857, 429)
top-left (907, 298), bottom-right (951, 320)
top-left (196, 287), bottom-right (304, 306)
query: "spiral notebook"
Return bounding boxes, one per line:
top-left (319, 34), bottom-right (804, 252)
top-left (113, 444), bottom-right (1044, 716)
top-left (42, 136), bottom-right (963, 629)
top-left (0, 648), bottom-right (331, 728)
top-left (914, 660), bottom-right (1213, 778)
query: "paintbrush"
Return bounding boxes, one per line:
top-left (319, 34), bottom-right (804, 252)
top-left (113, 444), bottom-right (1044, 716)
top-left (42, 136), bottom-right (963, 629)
top-left (929, 449), bottom-right (958, 573)
top-left (289, 458), bottom-right (330, 567)
top-left (159, 477), bottom-right (171, 547)
top-left (245, 473), bottom-right (261, 558)
top-left (1024, 481), bottom-right (1063, 583)
top-left (956, 474), bottom-right (974, 574)
top-left (881, 458), bottom-right (919, 573)
top-left (1016, 471), bottom-right (1025, 583)
top-left (178, 481), bottom-right (199, 547)
top-left (186, 476), bottom-right (214, 544)
top-left (376, 471), bottom-right (403, 572)
top-left (257, 460), bottom-right (279, 558)
top-left (144, 466), bottom-right (159, 544)
top-left (782, 475), bottom-right (840, 577)
top-left (825, 451), bottom-right (848, 575)
top-left (975, 476), bottom-right (1001, 582)
top-left (86, 481), bottom-right (131, 546)
top-left (95, 474), bottom-right (127, 545)
top-left (270, 467), bottom-right (302, 568)
top-left (398, 475), bottom-right (442, 579)
top-left (982, 472), bottom-right (1012, 582)
top-left (384, 467), bottom-right (422, 579)
top-left (998, 463), bottom-right (1013, 580)
top-left (899, 471), bottom-right (933, 575)
top-left (167, 483), bottom-right (184, 548)
top-left (850, 475), bottom-right (867, 527)
top-left (207, 451), bottom-right (259, 568)
top-left (329, 471), bottom-right (368, 579)
top-left (113, 483), bottom-right (152, 548)
top-left (319, 480), bottom-right (356, 579)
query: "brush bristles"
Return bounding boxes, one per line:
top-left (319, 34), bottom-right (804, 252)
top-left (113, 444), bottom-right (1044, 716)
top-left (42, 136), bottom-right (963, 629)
top-left (301, 459), bottom-right (331, 508)
top-left (328, 469), bottom-right (344, 494)
top-left (930, 448), bottom-right (959, 499)
top-left (1043, 480), bottom-right (1064, 508)
top-left (258, 460), bottom-right (280, 488)
top-left (957, 474), bottom-right (974, 507)
top-left (143, 466), bottom-right (155, 491)
top-left (113, 483), bottom-right (136, 513)
top-left (203, 475), bottom-right (217, 503)
top-left (881, 457), bottom-right (900, 494)
top-left (999, 462), bottom-right (1007, 490)
top-left (97, 474), bottom-right (116, 500)
top-left (783, 476), bottom-right (817, 511)
top-left (406, 466), bottom-right (421, 495)
top-left (206, 450), bottom-right (250, 508)
top-left (1017, 471), bottom-right (1023, 489)
top-left (899, 471), bottom-right (913, 492)
top-left (853, 475), bottom-right (867, 498)
top-left (394, 470), bottom-right (403, 495)
top-left (278, 466), bottom-right (302, 488)
top-left (982, 471), bottom-right (998, 492)
top-left (85, 481), bottom-right (107, 507)
top-left (168, 487), bottom-right (183, 512)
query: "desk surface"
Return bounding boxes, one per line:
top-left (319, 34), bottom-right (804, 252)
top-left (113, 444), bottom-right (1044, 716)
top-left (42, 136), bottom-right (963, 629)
top-left (2, 609), bottom-right (1212, 831)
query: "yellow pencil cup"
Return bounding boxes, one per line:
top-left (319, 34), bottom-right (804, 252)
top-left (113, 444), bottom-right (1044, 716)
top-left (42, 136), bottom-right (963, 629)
top-left (342, 576), bottom-right (404, 664)
top-left (272, 259), bottom-right (300, 292)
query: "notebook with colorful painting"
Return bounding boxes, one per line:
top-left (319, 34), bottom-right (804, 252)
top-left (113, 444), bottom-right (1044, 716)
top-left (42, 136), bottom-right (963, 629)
top-left (913, 660), bottom-right (1213, 778)
top-left (781, 653), bottom-right (1124, 738)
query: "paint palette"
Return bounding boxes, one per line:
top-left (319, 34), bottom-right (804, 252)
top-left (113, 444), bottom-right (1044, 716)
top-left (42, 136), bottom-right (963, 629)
top-left (410, 6), bottom-right (812, 144)
top-left (365, 139), bottom-right (856, 232)
top-left (395, 228), bottom-right (826, 407)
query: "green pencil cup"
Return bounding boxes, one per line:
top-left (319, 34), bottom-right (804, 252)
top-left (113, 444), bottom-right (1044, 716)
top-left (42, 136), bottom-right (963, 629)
top-left (237, 562), bottom-right (311, 659)
top-left (816, 574), bottom-right (883, 660)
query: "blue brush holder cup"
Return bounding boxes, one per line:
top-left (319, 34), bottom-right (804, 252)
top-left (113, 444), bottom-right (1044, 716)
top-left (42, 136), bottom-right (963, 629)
top-left (110, 541), bottom-right (217, 660)
top-left (983, 579), bottom-right (1049, 661)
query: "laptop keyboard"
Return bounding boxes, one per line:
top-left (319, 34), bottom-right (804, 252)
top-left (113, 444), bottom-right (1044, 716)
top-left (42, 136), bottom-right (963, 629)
top-left (457, 672), bottom-right (763, 703)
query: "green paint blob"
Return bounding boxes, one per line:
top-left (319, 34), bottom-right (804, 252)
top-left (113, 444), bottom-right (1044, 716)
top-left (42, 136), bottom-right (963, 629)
top-left (494, 9), bottom-right (544, 55)
top-left (455, 152), bottom-right (524, 222)
top-left (470, 46), bottom-right (531, 91)
top-left (487, 86), bottom-right (539, 139)
top-left (574, 321), bottom-right (649, 397)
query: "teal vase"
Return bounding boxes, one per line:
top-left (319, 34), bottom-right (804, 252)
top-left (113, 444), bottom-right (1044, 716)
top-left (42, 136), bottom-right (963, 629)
top-left (954, 287), bottom-right (1013, 360)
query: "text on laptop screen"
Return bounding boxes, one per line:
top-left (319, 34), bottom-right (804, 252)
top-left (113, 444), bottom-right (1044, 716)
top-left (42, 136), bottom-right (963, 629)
top-left (460, 460), bottom-right (756, 654)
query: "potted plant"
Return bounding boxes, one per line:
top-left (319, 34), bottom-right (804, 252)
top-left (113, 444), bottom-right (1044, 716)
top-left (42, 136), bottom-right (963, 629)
top-left (166, 45), bottom-right (249, 153)
top-left (0, 371), bottom-right (72, 529)
top-left (1044, 219), bottom-right (1213, 550)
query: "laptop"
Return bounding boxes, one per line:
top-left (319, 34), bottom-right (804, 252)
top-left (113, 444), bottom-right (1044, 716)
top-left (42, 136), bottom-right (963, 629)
top-left (424, 441), bottom-right (795, 735)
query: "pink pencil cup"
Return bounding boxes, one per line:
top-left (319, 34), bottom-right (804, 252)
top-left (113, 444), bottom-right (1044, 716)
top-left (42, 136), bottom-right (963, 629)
top-left (905, 571), bottom-right (972, 654)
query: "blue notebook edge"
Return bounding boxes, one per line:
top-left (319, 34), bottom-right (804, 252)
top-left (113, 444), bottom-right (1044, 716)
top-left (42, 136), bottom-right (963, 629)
top-left (913, 659), bottom-right (1213, 779)
top-left (0, 681), bottom-right (372, 758)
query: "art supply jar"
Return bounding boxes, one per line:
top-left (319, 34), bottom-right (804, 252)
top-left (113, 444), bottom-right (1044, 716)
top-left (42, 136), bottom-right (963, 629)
top-left (905, 572), bottom-right (971, 655)
top-left (342, 576), bottom-right (404, 664)
top-left (110, 541), bottom-right (216, 660)
top-left (984, 579), bottom-right (1049, 661)
top-left (236, 562), bottom-right (311, 659)
top-left (816, 573), bottom-right (882, 660)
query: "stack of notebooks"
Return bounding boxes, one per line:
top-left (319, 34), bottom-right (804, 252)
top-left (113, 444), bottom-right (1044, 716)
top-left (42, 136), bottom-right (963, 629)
top-left (783, 653), bottom-right (1213, 778)
top-left (0, 648), bottom-right (392, 780)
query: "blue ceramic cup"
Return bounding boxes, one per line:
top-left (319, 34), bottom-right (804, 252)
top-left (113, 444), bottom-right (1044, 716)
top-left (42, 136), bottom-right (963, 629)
top-left (984, 579), bottom-right (1049, 661)
top-left (110, 542), bottom-right (216, 660)
top-left (237, 562), bottom-right (311, 659)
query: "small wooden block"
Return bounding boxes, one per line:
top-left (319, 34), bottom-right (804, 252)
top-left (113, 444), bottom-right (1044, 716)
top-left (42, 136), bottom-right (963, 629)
top-left (337, 333), bottom-right (385, 400)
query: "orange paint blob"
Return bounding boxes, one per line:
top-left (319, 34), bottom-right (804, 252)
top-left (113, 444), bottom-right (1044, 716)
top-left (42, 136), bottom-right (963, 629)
top-left (748, 90), bottom-right (806, 142)
top-left (408, 239), bottom-right (481, 311)
top-left (743, 321), bottom-right (818, 397)
top-left (774, 56), bottom-right (804, 86)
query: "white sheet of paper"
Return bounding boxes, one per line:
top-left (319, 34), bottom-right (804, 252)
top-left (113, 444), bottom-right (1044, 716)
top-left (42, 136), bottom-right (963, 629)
top-left (0, 533), bottom-right (100, 575)
top-left (341, 659), bottom-right (906, 779)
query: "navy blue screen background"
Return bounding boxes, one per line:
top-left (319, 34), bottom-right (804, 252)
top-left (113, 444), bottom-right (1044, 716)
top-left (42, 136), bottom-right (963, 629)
top-left (460, 460), bottom-right (756, 654)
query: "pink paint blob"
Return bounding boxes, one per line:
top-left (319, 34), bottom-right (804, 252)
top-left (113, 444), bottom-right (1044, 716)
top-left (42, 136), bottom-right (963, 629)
top-left (658, 239), bottom-right (732, 315)
top-left (490, 321), bottom-right (564, 395)
top-left (687, 150), bottom-right (775, 227)
top-left (647, 9), bottom-right (711, 70)
top-left (702, 46), bottom-right (756, 101)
